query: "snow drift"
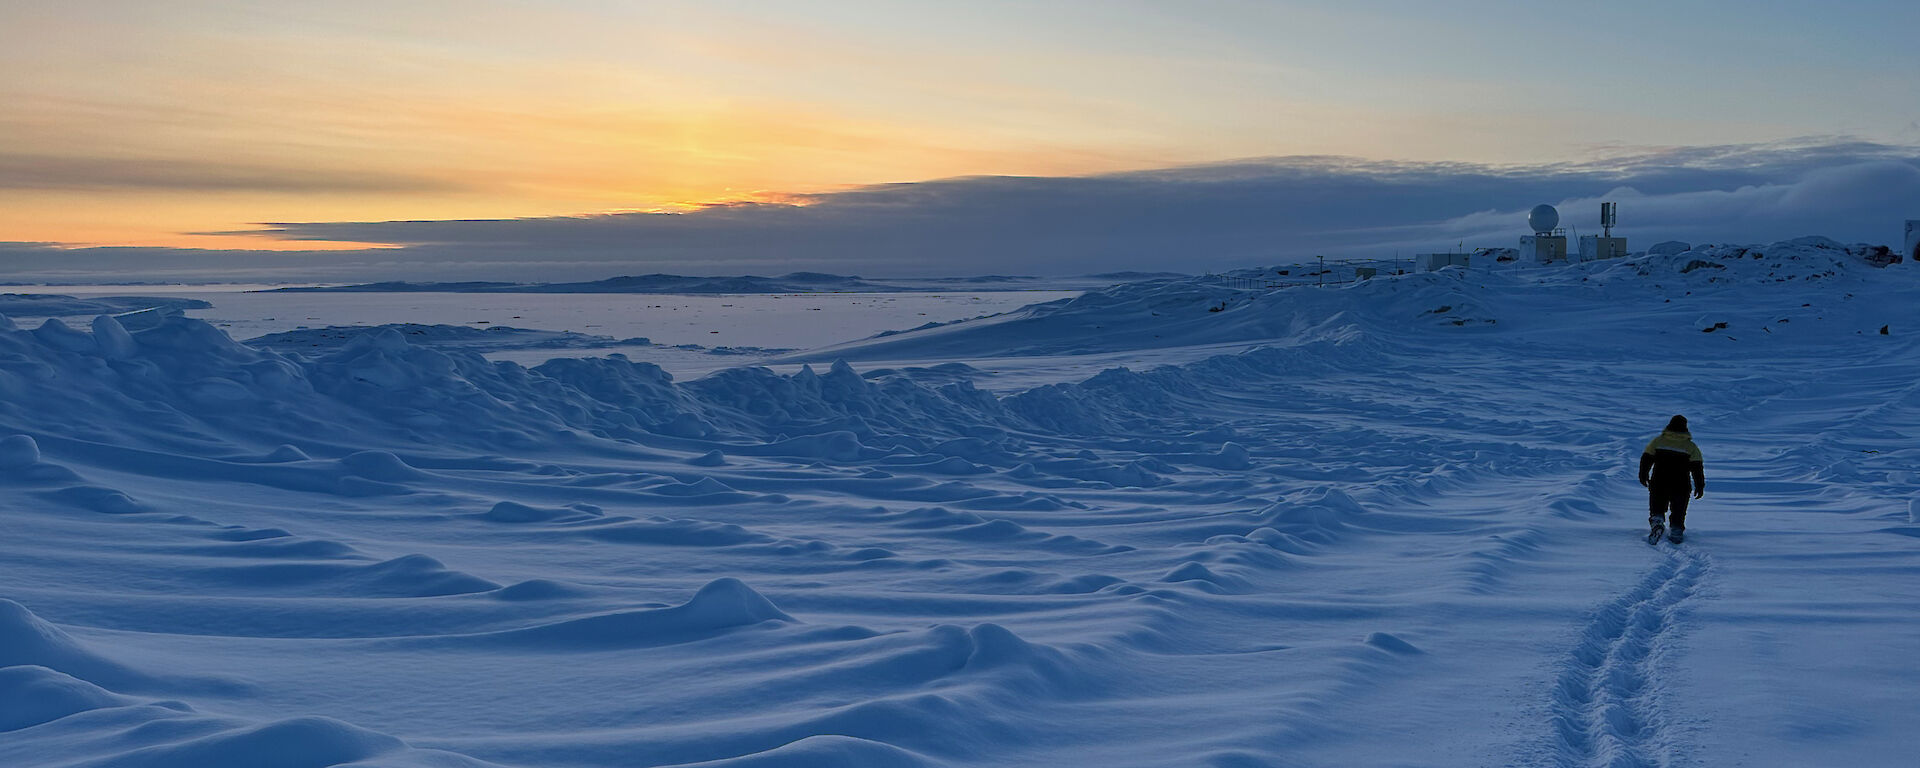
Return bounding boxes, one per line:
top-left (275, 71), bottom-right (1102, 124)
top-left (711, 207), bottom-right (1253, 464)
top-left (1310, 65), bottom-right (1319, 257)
top-left (1, 238), bottom-right (1916, 767)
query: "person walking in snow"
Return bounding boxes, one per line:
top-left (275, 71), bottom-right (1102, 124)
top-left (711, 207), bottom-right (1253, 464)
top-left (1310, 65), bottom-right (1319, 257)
top-left (1639, 415), bottom-right (1704, 544)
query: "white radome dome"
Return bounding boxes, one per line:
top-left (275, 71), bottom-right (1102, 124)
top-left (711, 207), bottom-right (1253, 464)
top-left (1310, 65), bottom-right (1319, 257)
top-left (1527, 204), bottom-right (1559, 234)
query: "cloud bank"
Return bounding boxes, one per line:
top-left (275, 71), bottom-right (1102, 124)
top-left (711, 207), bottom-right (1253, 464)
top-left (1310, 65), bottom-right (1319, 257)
top-left (3, 140), bottom-right (1916, 283)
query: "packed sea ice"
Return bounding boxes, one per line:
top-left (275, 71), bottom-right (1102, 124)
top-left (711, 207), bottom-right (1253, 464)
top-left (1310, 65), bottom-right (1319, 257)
top-left (2, 238), bottom-right (1916, 767)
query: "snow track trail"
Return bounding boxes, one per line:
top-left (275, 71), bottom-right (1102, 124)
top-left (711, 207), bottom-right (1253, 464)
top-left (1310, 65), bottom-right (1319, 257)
top-left (1549, 550), bottom-right (1708, 768)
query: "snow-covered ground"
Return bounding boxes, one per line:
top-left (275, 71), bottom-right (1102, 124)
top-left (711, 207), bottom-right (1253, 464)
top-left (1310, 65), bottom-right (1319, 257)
top-left (2, 239), bottom-right (1916, 767)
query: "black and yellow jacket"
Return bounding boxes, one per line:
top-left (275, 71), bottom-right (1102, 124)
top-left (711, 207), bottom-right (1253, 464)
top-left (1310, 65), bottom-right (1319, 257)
top-left (1639, 430), bottom-right (1705, 490)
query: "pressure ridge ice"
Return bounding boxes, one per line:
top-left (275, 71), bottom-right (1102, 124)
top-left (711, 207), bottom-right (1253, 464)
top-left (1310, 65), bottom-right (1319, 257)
top-left (2, 238), bottom-right (1918, 767)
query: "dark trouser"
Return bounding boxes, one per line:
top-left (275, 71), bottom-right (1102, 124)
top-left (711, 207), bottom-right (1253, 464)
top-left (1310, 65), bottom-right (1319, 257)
top-left (1649, 485), bottom-right (1689, 530)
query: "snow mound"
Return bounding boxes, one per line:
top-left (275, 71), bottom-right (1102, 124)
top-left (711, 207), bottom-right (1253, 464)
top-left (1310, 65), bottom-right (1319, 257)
top-left (0, 434), bottom-right (39, 468)
top-left (0, 665), bottom-right (132, 732)
top-left (493, 579), bottom-right (593, 601)
top-left (47, 484), bottom-right (152, 514)
top-left (91, 314), bottom-right (138, 359)
top-left (339, 450), bottom-right (427, 482)
top-left (659, 734), bottom-right (935, 768)
top-left (1364, 631), bottom-right (1422, 655)
top-left (471, 577), bottom-right (794, 649)
top-left (264, 444), bottom-right (311, 461)
top-left (191, 553), bottom-right (500, 598)
top-left (482, 500), bottom-right (594, 523)
top-left (0, 599), bottom-right (168, 692)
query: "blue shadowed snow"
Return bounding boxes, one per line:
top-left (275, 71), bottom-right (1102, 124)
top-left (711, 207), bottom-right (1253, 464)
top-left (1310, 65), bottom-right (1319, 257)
top-left (1, 239), bottom-right (1917, 767)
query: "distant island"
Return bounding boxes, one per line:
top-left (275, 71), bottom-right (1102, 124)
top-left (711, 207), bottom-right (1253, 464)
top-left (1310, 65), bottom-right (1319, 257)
top-left (260, 271), bottom-right (1188, 294)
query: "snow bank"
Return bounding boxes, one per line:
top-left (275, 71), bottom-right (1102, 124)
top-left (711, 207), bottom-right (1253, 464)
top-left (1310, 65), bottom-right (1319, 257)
top-left (0, 294), bottom-right (210, 318)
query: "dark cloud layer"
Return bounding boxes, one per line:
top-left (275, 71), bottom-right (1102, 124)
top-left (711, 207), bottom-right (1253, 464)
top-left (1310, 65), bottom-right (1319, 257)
top-left (4, 140), bottom-right (1917, 283)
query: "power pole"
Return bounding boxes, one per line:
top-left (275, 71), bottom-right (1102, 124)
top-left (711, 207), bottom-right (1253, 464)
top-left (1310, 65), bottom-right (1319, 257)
top-left (1317, 255), bottom-right (1325, 286)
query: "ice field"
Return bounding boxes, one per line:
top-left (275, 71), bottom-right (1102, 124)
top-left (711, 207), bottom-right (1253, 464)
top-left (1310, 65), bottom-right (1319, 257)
top-left (2, 238), bottom-right (1917, 767)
